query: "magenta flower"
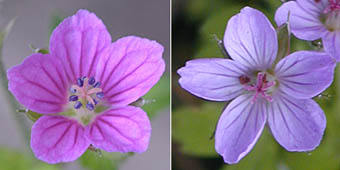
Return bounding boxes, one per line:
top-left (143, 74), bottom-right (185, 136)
top-left (7, 9), bottom-right (165, 164)
top-left (275, 0), bottom-right (340, 60)
top-left (178, 7), bottom-right (335, 164)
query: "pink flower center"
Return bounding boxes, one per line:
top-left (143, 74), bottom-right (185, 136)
top-left (323, 0), bottom-right (340, 31)
top-left (325, 0), bottom-right (340, 12)
top-left (243, 72), bottom-right (276, 103)
top-left (68, 76), bottom-right (104, 111)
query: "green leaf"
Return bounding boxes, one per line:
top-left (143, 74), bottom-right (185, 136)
top-left (142, 76), bottom-right (170, 119)
top-left (0, 147), bottom-right (59, 170)
top-left (172, 103), bottom-right (225, 157)
top-left (79, 150), bottom-right (131, 170)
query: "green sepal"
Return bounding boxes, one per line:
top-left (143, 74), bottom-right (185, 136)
top-left (24, 110), bottom-right (43, 122)
top-left (275, 14), bottom-right (291, 65)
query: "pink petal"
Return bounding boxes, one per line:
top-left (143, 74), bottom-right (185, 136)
top-left (31, 116), bottom-right (90, 164)
top-left (215, 94), bottom-right (266, 164)
top-left (275, 51), bottom-right (336, 99)
top-left (96, 36), bottom-right (165, 106)
top-left (224, 7), bottom-right (277, 70)
top-left (178, 58), bottom-right (249, 101)
top-left (86, 106), bottom-right (151, 153)
top-left (323, 32), bottom-right (340, 61)
top-left (267, 93), bottom-right (326, 151)
top-left (50, 9), bottom-right (112, 82)
top-left (7, 53), bottom-right (68, 113)
top-left (275, 1), bottom-right (327, 41)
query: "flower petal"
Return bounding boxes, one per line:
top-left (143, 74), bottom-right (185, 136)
top-left (275, 51), bottom-right (335, 99)
top-left (267, 93), bottom-right (326, 151)
top-left (224, 7), bottom-right (277, 70)
top-left (7, 53), bottom-right (68, 113)
top-left (178, 58), bottom-right (249, 101)
top-left (96, 36), bottom-right (165, 106)
top-left (323, 32), bottom-right (340, 61)
top-left (31, 116), bottom-right (90, 164)
top-left (275, 1), bottom-right (327, 41)
top-left (215, 94), bottom-right (266, 164)
top-left (86, 106), bottom-right (151, 153)
top-left (50, 9), bottom-right (112, 82)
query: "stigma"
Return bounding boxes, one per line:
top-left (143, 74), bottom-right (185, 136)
top-left (322, 0), bottom-right (340, 31)
top-left (242, 72), bottom-right (276, 103)
top-left (68, 76), bottom-right (104, 111)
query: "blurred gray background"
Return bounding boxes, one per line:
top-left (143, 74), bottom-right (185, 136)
top-left (0, 0), bottom-right (170, 169)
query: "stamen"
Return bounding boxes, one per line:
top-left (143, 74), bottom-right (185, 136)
top-left (69, 76), bottom-right (104, 111)
top-left (77, 78), bottom-right (84, 87)
top-left (88, 77), bottom-right (95, 85)
top-left (69, 87), bottom-right (77, 93)
top-left (93, 99), bottom-right (98, 105)
top-left (239, 75), bottom-right (250, 84)
top-left (69, 95), bottom-right (78, 101)
top-left (96, 92), bottom-right (104, 98)
top-left (86, 102), bottom-right (94, 111)
top-left (74, 101), bottom-right (82, 109)
top-left (93, 82), bottom-right (101, 88)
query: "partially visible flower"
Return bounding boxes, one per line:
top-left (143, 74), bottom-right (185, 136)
top-left (275, 0), bottom-right (340, 60)
top-left (8, 9), bottom-right (165, 164)
top-left (178, 7), bottom-right (335, 164)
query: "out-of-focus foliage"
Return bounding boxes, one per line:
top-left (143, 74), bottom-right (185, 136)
top-left (172, 0), bottom-right (340, 170)
top-left (79, 150), bottom-right (133, 170)
top-left (143, 76), bottom-right (171, 119)
top-left (0, 147), bottom-right (60, 170)
top-left (173, 103), bottom-right (224, 157)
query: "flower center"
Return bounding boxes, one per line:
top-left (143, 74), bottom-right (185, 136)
top-left (241, 72), bottom-right (276, 103)
top-left (322, 0), bottom-right (340, 31)
top-left (68, 76), bottom-right (104, 111)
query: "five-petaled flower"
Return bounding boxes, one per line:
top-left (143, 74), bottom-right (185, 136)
top-left (178, 7), bottom-right (335, 164)
top-left (275, 0), bottom-right (340, 60)
top-left (7, 9), bottom-right (165, 164)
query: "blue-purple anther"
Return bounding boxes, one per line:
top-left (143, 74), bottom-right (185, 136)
top-left (93, 98), bottom-right (98, 105)
top-left (86, 102), bottom-right (94, 111)
top-left (77, 78), bottom-right (84, 87)
top-left (93, 82), bottom-right (101, 88)
top-left (88, 77), bottom-right (95, 85)
top-left (96, 92), bottom-right (104, 98)
top-left (74, 101), bottom-right (82, 109)
top-left (69, 95), bottom-right (78, 101)
top-left (69, 87), bottom-right (77, 93)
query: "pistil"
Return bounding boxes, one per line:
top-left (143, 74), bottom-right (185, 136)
top-left (243, 72), bottom-right (276, 103)
top-left (323, 0), bottom-right (340, 31)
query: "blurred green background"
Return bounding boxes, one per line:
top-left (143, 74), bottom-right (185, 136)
top-left (172, 0), bottom-right (340, 170)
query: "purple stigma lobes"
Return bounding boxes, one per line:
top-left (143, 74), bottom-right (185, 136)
top-left (323, 0), bottom-right (340, 31)
top-left (69, 76), bottom-right (103, 110)
top-left (243, 72), bottom-right (276, 103)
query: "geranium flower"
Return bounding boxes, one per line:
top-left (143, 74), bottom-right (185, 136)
top-left (275, 0), bottom-right (340, 60)
top-left (7, 9), bottom-right (165, 164)
top-left (178, 7), bottom-right (335, 164)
